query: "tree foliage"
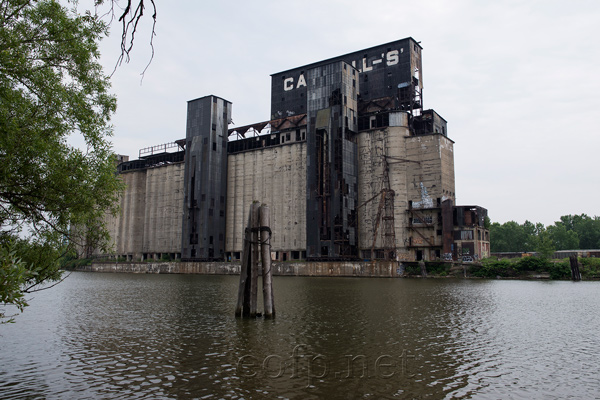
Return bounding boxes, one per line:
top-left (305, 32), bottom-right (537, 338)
top-left (490, 214), bottom-right (600, 254)
top-left (0, 0), bottom-right (123, 321)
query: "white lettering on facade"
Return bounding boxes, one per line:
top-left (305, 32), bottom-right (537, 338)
top-left (282, 48), bottom-right (405, 91)
top-left (284, 77), bottom-right (294, 91)
top-left (296, 74), bottom-right (306, 89)
top-left (386, 50), bottom-right (399, 66)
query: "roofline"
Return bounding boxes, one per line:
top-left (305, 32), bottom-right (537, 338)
top-left (270, 37), bottom-right (421, 76)
top-left (187, 95), bottom-right (231, 104)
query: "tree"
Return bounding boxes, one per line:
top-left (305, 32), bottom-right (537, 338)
top-left (556, 214), bottom-right (600, 250)
top-left (490, 221), bottom-right (530, 253)
top-left (0, 0), bottom-right (123, 322)
top-left (535, 225), bottom-right (555, 259)
top-left (547, 222), bottom-right (579, 250)
top-left (490, 220), bottom-right (551, 254)
top-left (573, 215), bottom-right (600, 249)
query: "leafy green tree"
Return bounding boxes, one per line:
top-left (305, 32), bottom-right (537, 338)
top-left (556, 214), bottom-right (600, 249)
top-left (574, 216), bottom-right (600, 249)
top-left (0, 0), bottom-right (123, 321)
top-left (490, 220), bottom-right (554, 254)
top-left (547, 222), bottom-right (579, 250)
top-left (535, 226), bottom-right (555, 259)
top-left (490, 221), bottom-right (531, 252)
top-left (522, 220), bottom-right (542, 251)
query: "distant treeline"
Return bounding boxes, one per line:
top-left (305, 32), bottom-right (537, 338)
top-left (490, 214), bottom-right (600, 254)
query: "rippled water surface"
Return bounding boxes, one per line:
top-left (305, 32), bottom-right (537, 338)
top-left (1, 272), bottom-right (599, 399)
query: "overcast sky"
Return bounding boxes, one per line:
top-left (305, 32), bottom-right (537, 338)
top-left (91, 0), bottom-right (599, 227)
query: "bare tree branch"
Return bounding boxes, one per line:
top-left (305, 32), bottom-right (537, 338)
top-left (104, 0), bottom-right (157, 79)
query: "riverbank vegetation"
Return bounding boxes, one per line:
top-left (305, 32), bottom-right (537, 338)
top-left (402, 257), bottom-right (600, 280)
top-left (470, 257), bottom-right (600, 280)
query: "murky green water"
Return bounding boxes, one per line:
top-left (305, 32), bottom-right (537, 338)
top-left (1, 272), bottom-right (598, 399)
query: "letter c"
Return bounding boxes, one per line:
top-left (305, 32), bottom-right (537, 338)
top-left (284, 77), bottom-right (294, 91)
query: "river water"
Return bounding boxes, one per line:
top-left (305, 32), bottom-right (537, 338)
top-left (1, 272), bottom-right (598, 399)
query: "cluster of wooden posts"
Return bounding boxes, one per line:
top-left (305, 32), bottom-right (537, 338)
top-left (235, 202), bottom-right (275, 318)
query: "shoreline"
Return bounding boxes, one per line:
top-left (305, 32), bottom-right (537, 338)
top-left (69, 261), bottom-right (584, 280)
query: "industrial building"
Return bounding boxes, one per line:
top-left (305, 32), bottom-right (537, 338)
top-left (100, 37), bottom-right (490, 264)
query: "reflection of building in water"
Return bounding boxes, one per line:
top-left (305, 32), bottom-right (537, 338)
top-left (98, 37), bottom-right (490, 263)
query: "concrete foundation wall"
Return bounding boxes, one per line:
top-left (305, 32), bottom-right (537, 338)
top-left (226, 142), bottom-right (307, 255)
top-left (84, 260), bottom-right (402, 278)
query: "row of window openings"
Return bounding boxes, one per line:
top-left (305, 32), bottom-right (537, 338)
top-left (412, 216), bottom-right (433, 224)
top-left (227, 251), bottom-right (306, 262)
top-left (454, 229), bottom-right (489, 241)
top-left (280, 130), bottom-right (307, 144)
top-left (406, 227), bottom-right (490, 241)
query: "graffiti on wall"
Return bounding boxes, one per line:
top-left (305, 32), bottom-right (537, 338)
top-left (397, 252), bottom-right (413, 261)
top-left (412, 237), bottom-right (424, 245)
top-left (412, 183), bottom-right (434, 209)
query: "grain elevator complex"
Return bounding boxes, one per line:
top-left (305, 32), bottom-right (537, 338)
top-left (103, 38), bottom-right (490, 264)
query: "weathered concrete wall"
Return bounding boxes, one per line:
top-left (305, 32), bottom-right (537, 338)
top-left (404, 133), bottom-right (455, 259)
top-left (143, 163), bottom-right (184, 255)
top-left (98, 163), bottom-right (184, 260)
top-left (405, 134), bottom-right (455, 207)
top-left (83, 260), bottom-right (402, 277)
top-left (357, 117), bottom-right (411, 256)
top-left (104, 169), bottom-right (147, 258)
top-left (357, 115), bottom-right (456, 262)
top-left (226, 142), bottom-right (307, 256)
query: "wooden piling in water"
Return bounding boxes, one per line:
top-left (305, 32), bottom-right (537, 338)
top-left (260, 204), bottom-right (275, 318)
top-left (235, 208), bottom-right (253, 317)
top-left (249, 202), bottom-right (260, 317)
top-left (236, 202), bottom-right (275, 318)
top-left (570, 255), bottom-right (582, 281)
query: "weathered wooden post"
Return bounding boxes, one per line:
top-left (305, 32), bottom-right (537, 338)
top-left (260, 204), bottom-right (275, 318)
top-left (236, 202), bottom-right (275, 318)
top-left (235, 207), bottom-right (253, 317)
top-left (570, 255), bottom-right (582, 281)
top-left (249, 202), bottom-right (260, 317)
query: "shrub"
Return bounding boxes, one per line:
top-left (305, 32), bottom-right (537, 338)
top-left (515, 256), bottom-right (552, 272)
top-left (403, 263), bottom-right (421, 276)
top-left (471, 258), bottom-right (517, 278)
top-left (581, 257), bottom-right (600, 279)
top-left (426, 262), bottom-right (450, 275)
top-left (549, 259), bottom-right (570, 280)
